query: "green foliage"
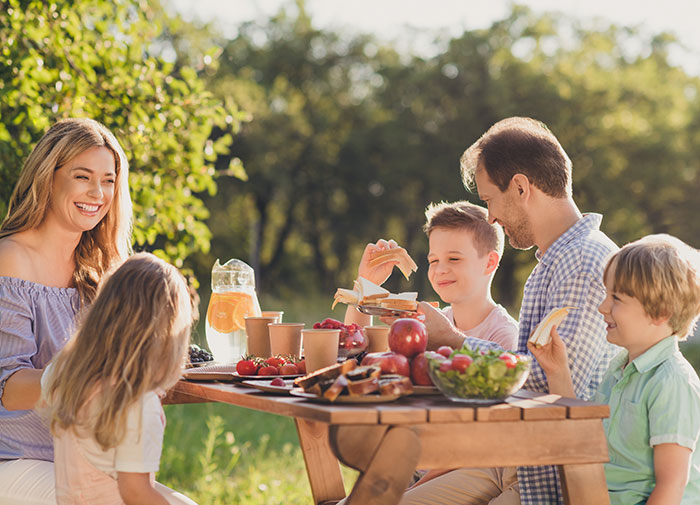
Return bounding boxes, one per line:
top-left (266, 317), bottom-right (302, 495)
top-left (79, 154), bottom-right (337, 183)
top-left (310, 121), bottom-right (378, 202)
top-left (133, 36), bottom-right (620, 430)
top-left (0, 0), bottom-right (245, 270)
top-left (176, 3), bottom-right (700, 311)
top-left (159, 404), bottom-right (358, 504)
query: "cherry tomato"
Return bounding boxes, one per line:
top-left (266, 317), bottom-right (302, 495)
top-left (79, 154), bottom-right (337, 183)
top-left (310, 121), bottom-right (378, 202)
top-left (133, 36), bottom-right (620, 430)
top-left (498, 353), bottom-right (518, 369)
top-left (236, 359), bottom-right (258, 375)
top-left (451, 354), bottom-right (474, 372)
top-left (438, 360), bottom-right (452, 373)
top-left (258, 365), bottom-right (279, 376)
top-left (279, 363), bottom-right (299, 375)
top-left (266, 356), bottom-right (286, 368)
top-left (437, 346), bottom-right (453, 358)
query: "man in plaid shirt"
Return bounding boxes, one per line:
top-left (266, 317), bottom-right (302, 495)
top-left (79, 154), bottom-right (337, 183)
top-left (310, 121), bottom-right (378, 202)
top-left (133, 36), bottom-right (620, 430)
top-left (402, 117), bottom-right (618, 505)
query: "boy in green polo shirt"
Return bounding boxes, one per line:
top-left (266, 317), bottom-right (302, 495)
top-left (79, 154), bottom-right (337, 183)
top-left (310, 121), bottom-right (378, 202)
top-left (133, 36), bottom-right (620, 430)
top-left (530, 234), bottom-right (700, 505)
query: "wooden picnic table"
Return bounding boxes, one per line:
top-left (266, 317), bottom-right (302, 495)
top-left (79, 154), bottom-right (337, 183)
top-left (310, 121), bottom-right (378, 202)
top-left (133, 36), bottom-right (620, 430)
top-left (165, 380), bottom-right (611, 505)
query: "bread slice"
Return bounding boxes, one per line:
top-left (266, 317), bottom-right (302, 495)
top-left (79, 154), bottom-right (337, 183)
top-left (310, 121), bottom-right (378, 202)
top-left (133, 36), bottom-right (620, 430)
top-left (368, 247), bottom-right (418, 280)
top-left (379, 298), bottom-right (418, 311)
top-left (294, 360), bottom-right (357, 391)
top-left (378, 374), bottom-right (414, 396)
top-left (528, 307), bottom-right (577, 348)
top-left (332, 288), bottom-right (359, 309)
top-left (323, 374), bottom-right (349, 402)
top-left (345, 366), bottom-right (381, 396)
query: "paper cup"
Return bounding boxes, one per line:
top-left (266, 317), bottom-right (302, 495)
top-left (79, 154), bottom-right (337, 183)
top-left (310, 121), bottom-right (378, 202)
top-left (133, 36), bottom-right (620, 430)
top-left (244, 316), bottom-right (278, 358)
top-left (302, 329), bottom-right (340, 373)
top-left (364, 325), bottom-right (390, 353)
top-left (262, 311), bottom-right (284, 323)
top-left (268, 323), bottom-right (305, 359)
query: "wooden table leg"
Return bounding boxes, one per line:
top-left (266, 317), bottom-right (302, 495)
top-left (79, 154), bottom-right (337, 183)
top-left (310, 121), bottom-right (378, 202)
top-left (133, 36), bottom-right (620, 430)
top-left (295, 418), bottom-right (346, 505)
top-left (559, 464), bottom-right (610, 505)
top-left (330, 425), bottom-right (420, 505)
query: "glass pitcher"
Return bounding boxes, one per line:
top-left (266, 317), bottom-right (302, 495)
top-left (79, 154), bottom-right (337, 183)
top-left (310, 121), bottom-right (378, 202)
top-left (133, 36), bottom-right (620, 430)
top-left (205, 258), bottom-right (261, 363)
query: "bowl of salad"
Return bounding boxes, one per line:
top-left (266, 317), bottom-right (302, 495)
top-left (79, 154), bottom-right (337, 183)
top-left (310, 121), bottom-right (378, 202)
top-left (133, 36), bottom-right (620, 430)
top-left (425, 346), bottom-right (531, 404)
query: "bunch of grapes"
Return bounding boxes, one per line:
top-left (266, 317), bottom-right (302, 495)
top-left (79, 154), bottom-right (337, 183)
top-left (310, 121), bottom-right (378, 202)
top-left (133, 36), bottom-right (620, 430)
top-left (188, 344), bottom-right (213, 364)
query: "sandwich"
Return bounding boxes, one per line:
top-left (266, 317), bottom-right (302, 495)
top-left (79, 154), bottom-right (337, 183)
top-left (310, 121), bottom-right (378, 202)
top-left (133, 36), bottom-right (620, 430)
top-left (332, 276), bottom-right (419, 312)
top-left (528, 307), bottom-right (577, 348)
top-left (368, 247), bottom-right (418, 280)
top-left (378, 291), bottom-right (418, 311)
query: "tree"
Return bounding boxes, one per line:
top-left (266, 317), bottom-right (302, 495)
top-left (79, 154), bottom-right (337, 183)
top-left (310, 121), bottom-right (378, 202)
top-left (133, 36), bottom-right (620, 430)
top-left (0, 0), bottom-right (246, 274)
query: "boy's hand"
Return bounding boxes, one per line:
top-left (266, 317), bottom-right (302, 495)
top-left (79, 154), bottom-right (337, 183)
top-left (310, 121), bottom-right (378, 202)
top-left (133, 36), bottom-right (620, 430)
top-left (527, 326), bottom-right (569, 375)
top-left (417, 301), bottom-right (466, 350)
top-left (527, 326), bottom-right (576, 397)
top-left (357, 239), bottom-right (400, 286)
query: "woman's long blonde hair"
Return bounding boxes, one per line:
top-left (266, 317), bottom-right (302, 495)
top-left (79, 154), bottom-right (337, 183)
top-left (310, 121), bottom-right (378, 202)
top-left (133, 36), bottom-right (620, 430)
top-left (0, 118), bottom-right (132, 302)
top-left (43, 253), bottom-right (194, 450)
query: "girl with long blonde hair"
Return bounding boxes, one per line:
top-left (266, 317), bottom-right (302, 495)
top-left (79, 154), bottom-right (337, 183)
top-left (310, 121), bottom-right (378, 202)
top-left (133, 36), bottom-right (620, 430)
top-left (0, 118), bottom-right (132, 504)
top-left (42, 253), bottom-right (197, 505)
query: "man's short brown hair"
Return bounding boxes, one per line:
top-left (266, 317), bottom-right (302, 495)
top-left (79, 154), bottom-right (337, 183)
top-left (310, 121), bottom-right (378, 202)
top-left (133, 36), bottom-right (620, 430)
top-left (605, 234), bottom-right (700, 340)
top-left (423, 201), bottom-right (504, 258)
top-left (460, 117), bottom-right (572, 198)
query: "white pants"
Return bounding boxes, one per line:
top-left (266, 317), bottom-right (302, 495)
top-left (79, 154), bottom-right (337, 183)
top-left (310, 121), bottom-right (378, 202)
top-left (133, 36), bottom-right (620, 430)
top-left (400, 467), bottom-right (520, 505)
top-left (0, 459), bottom-right (56, 505)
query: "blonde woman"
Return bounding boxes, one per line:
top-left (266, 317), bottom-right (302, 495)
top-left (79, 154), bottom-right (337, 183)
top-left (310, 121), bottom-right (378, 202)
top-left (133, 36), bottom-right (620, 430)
top-left (42, 253), bottom-right (197, 505)
top-left (0, 118), bottom-right (132, 504)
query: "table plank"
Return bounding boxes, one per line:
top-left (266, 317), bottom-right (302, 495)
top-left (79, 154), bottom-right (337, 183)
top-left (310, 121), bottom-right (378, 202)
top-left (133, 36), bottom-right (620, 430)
top-left (475, 403), bottom-right (522, 421)
top-left (413, 419), bottom-right (609, 468)
top-left (174, 381), bottom-right (379, 424)
top-left (505, 397), bottom-right (567, 420)
top-left (512, 390), bottom-right (610, 419)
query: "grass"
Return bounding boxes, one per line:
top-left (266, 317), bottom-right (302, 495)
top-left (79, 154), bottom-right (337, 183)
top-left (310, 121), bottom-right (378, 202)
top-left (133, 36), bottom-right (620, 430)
top-left (159, 403), bottom-right (359, 504)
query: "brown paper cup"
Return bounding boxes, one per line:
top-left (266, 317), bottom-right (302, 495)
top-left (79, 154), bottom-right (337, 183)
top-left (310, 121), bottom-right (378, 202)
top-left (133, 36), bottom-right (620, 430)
top-left (268, 323), bottom-right (305, 359)
top-left (302, 329), bottom-right (340, 373)
top-left (244, 316), bottom-right (278, 358)
top-left (364, 325), bottom-right (390, 353)
top-left (261, 311), bottom-right (284, 323)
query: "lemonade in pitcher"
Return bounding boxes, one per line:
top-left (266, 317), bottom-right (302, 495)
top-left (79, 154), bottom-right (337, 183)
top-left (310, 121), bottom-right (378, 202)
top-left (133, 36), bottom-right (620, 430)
top-left (206, 259), bottom-right (261, 363)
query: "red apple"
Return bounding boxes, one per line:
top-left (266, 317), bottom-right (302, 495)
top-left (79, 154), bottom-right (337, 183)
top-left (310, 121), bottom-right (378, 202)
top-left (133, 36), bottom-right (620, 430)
top-left (361, 351), bottom-right (410, 377)
top-left (410, 352), bottom-right (433, 385)
top-left (388, 318), bottom-right (427, 358)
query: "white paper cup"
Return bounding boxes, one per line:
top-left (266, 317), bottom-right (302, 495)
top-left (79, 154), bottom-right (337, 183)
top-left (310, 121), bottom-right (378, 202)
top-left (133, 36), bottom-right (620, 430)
top-left (364, 325), bottom-right (390, 353)
top-left (302, 329), bottom-right (340, 373)
top-left (244, 316), bottom-right (278, 358)
top-left (262, 311), bottom-right (284, 323)
top-left (268, 323), bottom-right (305, 359)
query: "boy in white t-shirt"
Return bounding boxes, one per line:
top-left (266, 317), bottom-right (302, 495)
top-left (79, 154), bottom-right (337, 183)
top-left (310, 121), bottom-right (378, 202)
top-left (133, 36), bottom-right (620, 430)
top-left (346, 201), bottom-right (518, 350)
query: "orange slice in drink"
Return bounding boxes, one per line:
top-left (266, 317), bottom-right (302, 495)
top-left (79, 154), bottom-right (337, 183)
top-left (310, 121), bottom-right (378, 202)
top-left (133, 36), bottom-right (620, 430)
top-left (207, 294), bottom-right (239, 333)
top-left (232, 293), bottom-right (257, 331)
top-left (208, 292), bottom-right (260, 333)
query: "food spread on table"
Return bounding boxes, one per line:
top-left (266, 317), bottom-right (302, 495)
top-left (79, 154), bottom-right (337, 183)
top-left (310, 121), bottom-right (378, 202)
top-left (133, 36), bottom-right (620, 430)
top-left (332, 276), bottom-right (418, 312)
top-left (293, 360), bottom-right (413, 401)
top-left (527, 306), bottom-right (577, 348)
top-left (291, 318), bottom-right (440, 401)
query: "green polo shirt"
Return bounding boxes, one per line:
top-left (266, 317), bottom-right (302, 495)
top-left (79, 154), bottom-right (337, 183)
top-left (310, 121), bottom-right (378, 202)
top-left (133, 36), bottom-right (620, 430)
top-left (594, 336), bottom-right (700, 505)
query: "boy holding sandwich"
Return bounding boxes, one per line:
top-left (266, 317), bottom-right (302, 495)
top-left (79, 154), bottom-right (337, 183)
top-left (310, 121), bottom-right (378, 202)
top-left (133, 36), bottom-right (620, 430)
top-left (530, 234), bottom-right (700, 505)
top-left (345, 200), bottom-right (518, 350)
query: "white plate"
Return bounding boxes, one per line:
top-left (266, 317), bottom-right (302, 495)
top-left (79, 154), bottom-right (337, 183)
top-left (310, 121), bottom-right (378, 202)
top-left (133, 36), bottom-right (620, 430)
top-left (240, 379), bottom-right (295, 394)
